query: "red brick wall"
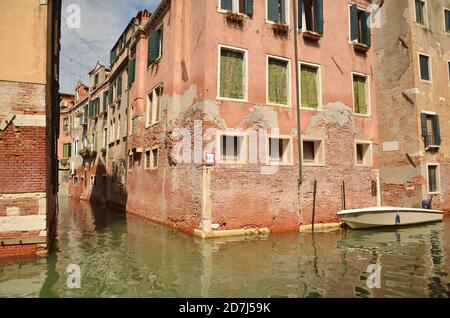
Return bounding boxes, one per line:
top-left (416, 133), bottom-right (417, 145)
top-left (0, 124), bottom-right (46, 194)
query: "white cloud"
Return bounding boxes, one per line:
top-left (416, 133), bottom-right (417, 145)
top-left (60, 0), bottom-right (160, 93)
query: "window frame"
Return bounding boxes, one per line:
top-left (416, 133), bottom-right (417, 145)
top-left (217, 44), bottom-right (249, 102)
top-left (351, 71), bottom-right (371, 117)
top-left (354, 140), bottom-right (373, 167)
top-left (414, 0), bottom-right (428, 27)
top-left (302, 137), bottom-right (325, 167)
top-left (348, 4), bottom-right (370, 45)
top-left (266, 54), bottom-right (292, 107)
top-left (266, 134), bottom-right (294, 166)
top-left (418, 52), bottom-right (432, 83)
top-left (299, 61), bottom-right (322, 110)
top-left (147, 23), bottom-right (164, 69)
top-left (145, 84), bottom-right (162, 128)
top-left (444, 8), bottom-right (450, 33)
top-left (150, 146), bottom-right (159, 170)
top-left (216, 130), bottom-right (248, 164)
top-left (265, 0), bottom-right (290, 25)
top-left (217, 0), bottom-right (248, 15)
top-left (426, 163), bottom-right (441, 194)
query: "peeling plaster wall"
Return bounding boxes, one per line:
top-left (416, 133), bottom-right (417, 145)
top-left (375, 0), bottom-right (450, 211)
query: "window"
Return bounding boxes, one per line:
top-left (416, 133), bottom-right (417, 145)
top-left (352, 73), bottom-right (370, 115)
top-left (117, 76), bottom-right (122, 98)
top-left (349, 4), bottom-right (371, 47)
top-left (117, 116), bottom-right (121, 140)
top-left (427, 164), bottom-right (440, 194)
top-left (128, 58), bottom-right (136, 88)
top-left (268, 56), bottom-right (290, 106)
top-left (91, 175), bottom-right (96, 187)
top-left (148, 26), bottom-right (163, 66)
top-left (302, 139), bottom-right (324, 165)
top-left (267, 0), bottom-right (288, 24)
top-left (73, 176), bottom-right (79, 187)
top-left (299, 0), bottom-right (324, 34)
top-left (419, 53), bottom-right (431, 81)
top-left (94, 73), bottom-right (99, 87)
top-left (63, 117), bottom-right (69, 131)
top-left (74, 140), bottom-right (79, 156)
top-left (63, 143), bottom-right (71, 158)
top-left (93, 132), bottom-right (98, 151)
top-left (146, 147), bottom-right (159, 170)
top-left (112, 161), bottom-right (117, 183)
top-left (300, 62), bottom-right (321, 109)
top-left (445, 9), bottom-right (450, 33)
top-left (448, 61), bottom-right (450, 83)
top-left (218, 46), bottom-right (247, 101)
top-left (110, 119), bottom-right (115, 143)
top-left (421, 112), bottom-right (441, 148)
top-left (103, 90), bottom-right (108, 112)
top-left (103, 128), bottom-right (108, 148)
top-left (355, 141), bottom-right (372, 166)
top-left (415, 0), bottom-right (427, 25)
top-left (268, 136), bottom-right (293, 165)
top-left (128, 154), bottom-right (133, 171)
top-left (146, 87), bottom-right (161, 127)
top-left (218, 133), bottom-right (247, 163)
top-left (220, 0), bottom-right (253, 15)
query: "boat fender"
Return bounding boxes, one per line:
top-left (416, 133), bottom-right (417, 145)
top-left (395, 213), bottom-right (401, 225)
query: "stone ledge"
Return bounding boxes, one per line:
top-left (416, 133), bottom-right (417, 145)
top-left (299, 222), bottom-right (343, 233)
top-left (194, 227), bottom-right (271, 239)
top-left (0, 236), bottom-right (47, 246)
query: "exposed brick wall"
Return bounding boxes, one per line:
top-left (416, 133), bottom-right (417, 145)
top-left (0, 81), bottom-right (46, 119)
top-left (0, 124), bottom-right (46, 194)
top-left (0, 198), bottom-right (39, 216)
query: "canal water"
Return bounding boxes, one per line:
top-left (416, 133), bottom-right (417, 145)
top-left (0, 196), bottom-right (449, 298)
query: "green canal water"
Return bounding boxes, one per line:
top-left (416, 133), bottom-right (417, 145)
top-left (0, 196), bottom-right (449, 298)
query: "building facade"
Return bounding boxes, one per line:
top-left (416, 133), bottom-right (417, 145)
top-left (125, 0), bottom-right (379, 235)
top-left (0, 0), bottom-right (61, 257)
top-left (374, 0), bottom-right (450, 212)
top-left (58, 92), bottom-right (75, 195)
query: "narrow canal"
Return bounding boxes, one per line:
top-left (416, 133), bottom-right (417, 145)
top-left (0, 196), bottom-right (449, 298)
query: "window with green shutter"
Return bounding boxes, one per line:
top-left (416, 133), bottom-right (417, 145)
top-left (148, 27), bottom-right (163, 67)
top-left (353, 74), bottom-right (368, 115)
top-left (63, 143), bottom-right (71, 158)
top-left (117, 76), bottom-right (122, 98)
top-left (415, 0), bottom-right (426, 25)
top-left (350, 5), bottom-right (371, 47)
top-left (445, 9), bottom-right (450, 33)
top-left (300, 64), bottom-right (319, 109)
top-left (128, 58), bottom-right (136, 88)
top-left (103, 91), bottom-right (108, 112)
top-left (299, 0), bottom-right (323, 34)
top-left (268, 57), bottom-right (289, 105)
top-left (268, 0), bottom-right (286, 23)
top-left (219, 47), bottom-right (245, 100)
top-left (220, 0), bottom-right (253, 15)
top-left (421, 113), bottom-right (441, 148)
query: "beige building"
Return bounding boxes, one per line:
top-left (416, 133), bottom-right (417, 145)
top-left (374, 0), bottom-right (450, 212)
top-left (0, 0), bottom-right (61, 257)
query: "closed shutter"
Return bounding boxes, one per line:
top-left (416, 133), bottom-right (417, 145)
top-left (244, 0), bottom-right (254, 16)
top-left (268, 0), bottom-right (280, 22)
top-left (268, 58), bottom-right (288, 105)
top-left (362, 11), bottom-right (371, 47)
top-left (221, 0), bottom-right (232, 11)
top-left (314, 0), bottom-right (324, 34)
top-left (432, 115), bottom-right (441, 146)
top-left (298, 0), bottom-right (303, 29)
top-left (117, 77), bottom-right (122, 97)
top-left (108, 88), bottom-right (113, 105)
top-left (128, 58), bottom-right (136, 88)
top-left (350, 4), bottom-right (358, 42)
top-left (148, 30), bottom-right (161, 66)
top-left (220, 49), bottom-right (244, 99)
top-left (421, 113), bottom-right (429, 147)
top-left (419, 55), bottom-right (430, 80)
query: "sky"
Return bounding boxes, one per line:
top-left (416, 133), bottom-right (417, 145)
top-left (60, 0), bottom-right (160, 93)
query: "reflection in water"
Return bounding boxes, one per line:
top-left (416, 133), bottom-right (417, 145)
top-left (0, 197), bottom-right (449, 298)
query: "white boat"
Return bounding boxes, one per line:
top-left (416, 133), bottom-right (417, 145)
top-left (337, 206), bottom-right (444, 229)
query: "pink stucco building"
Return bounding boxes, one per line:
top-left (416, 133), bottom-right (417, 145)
top-left (123, 0), bottom-right (379, 236)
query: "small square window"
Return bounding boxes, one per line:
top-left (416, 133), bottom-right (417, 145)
top-left (219, 134), bottom-right (246, 163)
top-left (302, 139), bottom-right (324, 166)
top-left (427, 164), bottom-right (440, 193)
top-left (268, 137), bottom-right (292, 165)
top-left (355, 142), bottom-right (372, 166)
top-left (419, 54), bottom-right (431, 81)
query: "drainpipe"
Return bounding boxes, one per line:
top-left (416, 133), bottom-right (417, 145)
top-left (293, 0), bottom-right (303, 188)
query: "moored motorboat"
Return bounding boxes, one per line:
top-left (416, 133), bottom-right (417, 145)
top-left (337, 206), bottom-right (444, 229)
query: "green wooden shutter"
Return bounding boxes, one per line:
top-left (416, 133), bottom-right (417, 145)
top-left (298, 0), bottom-right (303, 30)
top-left (148, 30), bottom-right (161, 66)
top-left (220, 49), bottom-right (244, 99)
top-left (268, 0), bottom-right (279, 22)
top-left (421, 113), bottom-right (429, 147)
top-left (128, 58), bottom-right (136, 88)
top-left (314, 0), bottom-right (324, 34)
top-left (350, 4), bottom-right (358, 42)
top-left (301, 65), bottom-right (318, 109)
top-left (117, 77), bottom-right (122, 97)
top-left (88, 101), bottom-right (93, 117)
top-left (362, 11), bottom-right (371, 47)
top-left (103, 91), bottom-right (108, 111)
top-left (221, 0), bottom-right (232, 11)
top-left (245, 0), bottom-right (254, 16)
top-left (108, 88), bottom-right (113, 105)
top-left (432, 115), bottom-right (441, 146)
top-left (280, 0), bottom-right (286, 23)
top-left (268, 58), bottom-right (288, 105)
